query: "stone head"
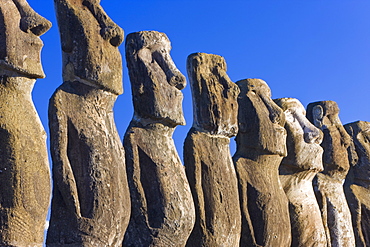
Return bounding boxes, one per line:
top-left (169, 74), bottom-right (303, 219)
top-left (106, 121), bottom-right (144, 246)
top-left (306, 101), bottom-right (351, 179)
top-left (0, 0), bottom-right (51, 78)
top-left (125, 31), bottom-right (186, 127)
top-left (235, 78), bottom-right (287, 157)
top-left (54, 0), bottom-right (123, 95)
top-left (275, 98), bottom-right (323, 172)
top-left (187, 53), bottom-right (239, 137)
top-left (345, 121), bottom-right (370, 184)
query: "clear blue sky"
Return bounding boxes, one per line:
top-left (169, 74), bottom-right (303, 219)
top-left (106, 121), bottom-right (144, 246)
top-left (28, 0), bottom-right (370, 157)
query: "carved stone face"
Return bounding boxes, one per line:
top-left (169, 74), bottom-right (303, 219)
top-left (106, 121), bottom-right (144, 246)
top-left (54, 0), bottom-right (123, 95)
top-left (126, 31), bottom-right (186, 127)
top-left (307, 101), bottom-right (351, 179)
top-left (187, 53), bottom-right (239, 137)
top-left (0, 0), bottom-right (51, 78)
top-left (345, 121), bottom-right (370, 183)
top-left (275, 98), bottom-right (323, 172)
top-left (236, 78), bottom-right (287, 157)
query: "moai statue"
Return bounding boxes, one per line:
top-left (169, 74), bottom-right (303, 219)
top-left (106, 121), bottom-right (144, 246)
top-left (46, 1), bottom-right (130, 246)
top-left (233, 79), bottom-right (291, 247)
top-left (306, 101), bottom-right (355, 247)
top-left (0, 1), bottom-right (51, 246)
top-left (123, 31), bottom-right (195, 247)
top-left (275, 98), bottom-right (327, 246)
top-left (344, 121), bottom-right (370, 246)
top-left (184, 53), bottom-right (241, 247)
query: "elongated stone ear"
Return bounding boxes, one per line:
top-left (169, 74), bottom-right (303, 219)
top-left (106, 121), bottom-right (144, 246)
top-left (137, 47), bottom-right (152, 64)
top-left (312, 105), bottom-right (324, 129)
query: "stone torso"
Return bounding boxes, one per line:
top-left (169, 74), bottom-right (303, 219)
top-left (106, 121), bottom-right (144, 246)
top-left (234, 79), bottom-right (291, 247)
top-left (0, 77), bottom-right (50, 246)
top-left (307, 101), bottom-right (355, 247)
top-left (123, 122), bottom-right (195, 247)
top-left (47, 81), bottom-right (130, 246)
top-left (233, 153), bottom-right (290, 247)
top-left (275, 97), bottom-right (327, 246)
top-left (184, 129), bottom-right (240, 247)
top-left (344, 121), bottom-right (370, 246)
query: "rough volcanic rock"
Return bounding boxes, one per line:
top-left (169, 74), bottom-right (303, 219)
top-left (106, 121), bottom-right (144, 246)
top-left (0, 1), bottom-right (51, 246)
top-left (123, 31), bottom-right (195, 247)
top-left (0, 0), bottom-right (51, 78)
top-left (233, 79), bottom-right (291, 247)
top-left (46, 1), bottom-right (130, 246)
top-left (184, 53), bottom-right (241, 247)
top-left (275, 98), bottom-right (327, 246)
top-left (306, 101), bottom-right (355, 247)
top-left (344, 121), bottom-right (370, 247)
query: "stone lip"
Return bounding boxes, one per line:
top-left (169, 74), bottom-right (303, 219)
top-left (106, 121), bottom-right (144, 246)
top-left (186, 52), bottom-right (239, 138)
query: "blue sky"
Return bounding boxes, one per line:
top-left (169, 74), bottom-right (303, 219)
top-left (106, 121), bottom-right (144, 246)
top-left (28, 0), bottom-right (370, 157)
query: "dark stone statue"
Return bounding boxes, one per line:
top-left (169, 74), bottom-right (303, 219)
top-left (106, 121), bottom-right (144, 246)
top-left (184, 53), bottom-right (241, 247)
top-left (47, 1), bottom-right (130, 246)
top-left (307, 100), bottom-right (355, 247)
top-left (233, 79), bottom-right (291, 247)
top-left (275, 98), bottom-right (327, 246)
top-left (344, 121), bottom-right (370, 247)
top-left (123, 31), bottom-right (195, 247)
top-left (0, 1), bottom-right (51, 246)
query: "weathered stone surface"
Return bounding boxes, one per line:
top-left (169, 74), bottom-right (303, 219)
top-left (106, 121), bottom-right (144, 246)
top-left (275, 98), bottom-right (327, 246)
top-left (233, 79), bottom-right (291, 247)
top-left (184, 53), bottom-right (241, 247)
top-left (344, 121), bottom-right (370, 247)
top-left (54, 0), bottom-right (123, 95)
top-left (47, 1), bottom-right (129, 246)
top-left (306, 101), bottom-right (355, 247)
top-left (0, 0), bottom-right (51, 79)
top-left (123, 31), bottom-right (195, 247)
top-left (0, 1), bottom-right (51, 246)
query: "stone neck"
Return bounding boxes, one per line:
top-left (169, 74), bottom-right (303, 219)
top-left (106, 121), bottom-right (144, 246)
top-left (130, 119), bottom-right (176, 136)
top-left (0, 75), bottom-right (35, 94)
top-left (191, 125), bottom-right (233, 139)
top-left (63, 80), bottom-right (116, 109)
top-left (235, 148), bottom-right (283, 170)
top-left (280, 169), bottom-right (318, 182)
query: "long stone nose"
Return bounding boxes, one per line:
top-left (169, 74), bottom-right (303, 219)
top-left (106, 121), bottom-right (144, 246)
top-left (260, 93), bottom-right (285, 126)
top-left (153, 50), bottom-right (186, 90)
top-left (339, 125), bottom-right (352, 148)
top-left (20, 14), bottom-right (51, 36)
top-left (303, 124), bottom-right (323, 144)
top-left (14, 0), bottom-right (51, 36)
top-left (169, 72), bottom-right (186, 90)
top-left (82, 0), bottom-right (123, 47)
top-left (100, 25), bottom-right (124, 47)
